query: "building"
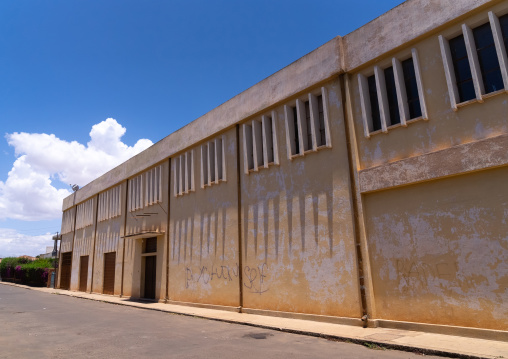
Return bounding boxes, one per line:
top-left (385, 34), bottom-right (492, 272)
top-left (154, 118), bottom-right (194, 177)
top-left (57, 0), bottom-right (508, 339)
top-left (39, 246), bottom-right (59, 259)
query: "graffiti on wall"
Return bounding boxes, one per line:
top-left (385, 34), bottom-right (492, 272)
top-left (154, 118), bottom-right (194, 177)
top-left (243, 263), bottom-right (268, 294)
top-left (185, 263), bottom-right (239, 288)
top-left (396, 259), bottom-right (458, 290)
top-left (185, 262), bottom-right (270, 294)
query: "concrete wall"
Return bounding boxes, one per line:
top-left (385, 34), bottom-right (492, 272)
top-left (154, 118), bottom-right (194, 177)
top-left (123, 160), bottom-right (170, 301)
top-left (56, 0), bottom-right (507, 338)
top-left (92, 182), bottom-right (127, 296)
top-left (70, 197), bottom-right (97, 292)
top-left (364, 167), bottom-right (508, 330)
top-left (239, 79), bottom-right (361, 318)
top-left (346, 1), bottom-right (508, 330)
top-left (168, 129), bottom-right (240, 307)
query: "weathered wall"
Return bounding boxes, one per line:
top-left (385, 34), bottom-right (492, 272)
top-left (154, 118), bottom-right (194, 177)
top-left (343, 0), bottom-right (500, 71)
top-left (167, 129), bottom-right (240, 307)
top-left (92, 182), bottom-right (126, 295)
top-left (348, 2), bottom-right (508, 330)
top-left (364, 167), bottom-right (508, 330)
top-left (123, 160), bottom-right (169, 301)
top-left (55, 0), bottom-right (508, 336)
top-left (57, 232), bottom-right (74, 288)
top-left (350, 3), bottom-right (508, 172)
top-left (240, 79), bottom-right (362, 318)
top-left (70, 197), bottom-right (97, 292)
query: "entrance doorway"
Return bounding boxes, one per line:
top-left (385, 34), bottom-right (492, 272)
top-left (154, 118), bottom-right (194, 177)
top-left (103, 252), bottom-right (116, 295)
top-left (143, 256), bottom-right (156, 300)
top-left (60, 252), bottom-right (72, 290)
top-left (79, 255), bottom-right (89, 292)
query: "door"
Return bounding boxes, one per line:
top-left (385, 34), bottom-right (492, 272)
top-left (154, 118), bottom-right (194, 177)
top-left (103, 252), bottom-right (116, 295)
top-left (79, 256), bottom-right (89, 292)
top-left (144, 256), bottom-right (156, 300)
top-left (60, 252), bottom-right (72, 290)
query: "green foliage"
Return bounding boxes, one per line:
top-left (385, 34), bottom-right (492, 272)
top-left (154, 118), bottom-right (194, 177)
top-left (0, 257), bottom-right (54, 286)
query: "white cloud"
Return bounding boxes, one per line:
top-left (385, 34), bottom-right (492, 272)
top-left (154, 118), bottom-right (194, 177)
top-left (0, 118), bottom-right (152, 221)
top-left (0, 228), bottom-right (53, 258)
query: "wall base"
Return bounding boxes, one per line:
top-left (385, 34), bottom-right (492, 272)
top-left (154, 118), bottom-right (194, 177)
top-left (374, 319), bottom-right (508, 342)
top-left (166, 299), bottom-right (241, 313)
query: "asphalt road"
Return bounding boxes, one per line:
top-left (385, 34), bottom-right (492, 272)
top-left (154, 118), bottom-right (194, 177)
top-left (0, 284), bottom-right (439, 359)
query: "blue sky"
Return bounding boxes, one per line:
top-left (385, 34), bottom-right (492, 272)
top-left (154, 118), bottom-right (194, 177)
top-left (0, 0), bottom-right (405, 257)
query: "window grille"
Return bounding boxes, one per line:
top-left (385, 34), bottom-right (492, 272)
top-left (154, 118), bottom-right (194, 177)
top-left (98, 185), bottom-right (122, 222)
top-left (358, 48), bottom-right (427, 138)
top-left (174, 151), bottom-right (194, 196)
top-left (61, 208), bottom-right (75, 234)
top-left (284, 87), bottom-right (332, 158)
top-left (128, 174), bottom-right (144, 212)
top-left (76, 199), bottom-right (94, 229)
top-left (439, 12), bottom-right (508, 110)
top-left (201, 136), bottom-right (226, 188)
top-left (242, 111), bottom-right (279, 174)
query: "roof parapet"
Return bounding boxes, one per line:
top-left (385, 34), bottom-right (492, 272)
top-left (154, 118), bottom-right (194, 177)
top-left (62, 36), bottom-right (343, 210)
top-left (343, 0), bottom-right (498, 71)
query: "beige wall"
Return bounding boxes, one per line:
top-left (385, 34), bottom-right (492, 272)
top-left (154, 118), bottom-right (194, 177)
top-left (92, 182), bottom-right (127, 295)
top-left (364, 167), bottom-right (508, 330)
top-left (168, 129), bottom-right (240, 307)
top-left (350, 4), bottom-right (508, 171)
top-left (347, 2), bottom-right (508, 331)
top-left (70, 197), bottom-right (97, 292)
top-left (123, 160), bottom-right (169, 301)
top-left (239, 79), bottom-right (362, 318)
top-left (57, 232), bottom-right (74, 288)
top-left (56, 0), bottom-right (508, 337)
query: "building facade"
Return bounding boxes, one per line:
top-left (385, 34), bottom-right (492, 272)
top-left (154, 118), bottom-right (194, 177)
top-left (58, 0), bottom-right (508, 339)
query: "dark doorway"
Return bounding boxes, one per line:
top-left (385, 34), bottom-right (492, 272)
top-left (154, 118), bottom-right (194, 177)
top-left (79, 256), bottom-right (89, 292)
top-left (103, 252), bottom-right (116, 295)
top-left (144, 256), bottom-right (156, 300)
top-left (60, 252), bottom-right (72, 290)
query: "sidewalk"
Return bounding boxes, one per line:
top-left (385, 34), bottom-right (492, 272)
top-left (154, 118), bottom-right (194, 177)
top-left (2, 282), bottom-right (507, 359)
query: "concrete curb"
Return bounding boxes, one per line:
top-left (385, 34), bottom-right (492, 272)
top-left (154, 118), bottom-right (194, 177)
top-left (1, 282), bottom-right (505, 359)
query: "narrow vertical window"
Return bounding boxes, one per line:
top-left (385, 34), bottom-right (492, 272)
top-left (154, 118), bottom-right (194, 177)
top-left (449, 35), bottom-right (476, 102)
top-left (152, 167), bottom-right (157, 202)
top-left (186, 152), bottom-right (193, 191)
top-left (252, 120), bottom-right (263, 169)
top-left (216, 138), bottom-right (223, 181)
top-left (367, 75), bottom-right (382, 131)
top-left (243, 124), bottom-right (254, 172)
top-left (384, 66), bottom-right (401, 125)
top-left (317, 96), bottom-right (326, 146)
top-left (182, 154), bottom-right (188, 193)
top-left (208, 141), bottom-right (215, 183)
top-left (174, 157), bottom-right (180, 196)
top-left (473, 22), bottom-right (504, 93)
top-left (201, 145), bottom-right (208, 188)
top-left (304, 101), bottom-right (312, 150)
top-left (292, 106), bottom-right (301, 155)
top-left (263, 116), bottom-right (275, 164)
top-left (402, 58), bottom-right (422, 119)
top-left (179, 155), bottom-right (184, 194)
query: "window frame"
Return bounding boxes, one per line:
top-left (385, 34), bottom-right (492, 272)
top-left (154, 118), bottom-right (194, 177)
top-left (242, 110), bottom-right (279, 174)
top-left (439, 11), bottom-right (508, 111)
top-left (174, 151), bottom-right (195, 197)
top-left (284, 87), bottom-right (332, 159)
top-left (98, 184), bottom-right (122, 222)
top-left (200, 135), bottom-right (226, 188)
top-left (358, 48), bottom-right (427, 138)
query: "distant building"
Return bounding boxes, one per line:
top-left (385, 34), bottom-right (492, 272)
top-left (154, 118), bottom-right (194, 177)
top-left (39, 246), bottom-right (59, 259)
top-left (57, 0), bottom-right (508, 340)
